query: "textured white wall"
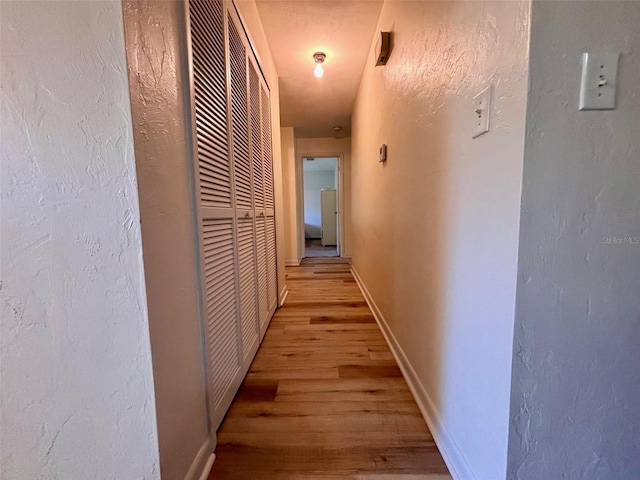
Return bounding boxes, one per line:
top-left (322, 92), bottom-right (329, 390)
top-left (351, 1), bottom-right (530, 478)
top-left (122, 2), bottom-right (212, 479)
top-left (508, 2), bottom-right (640, 479)
top-left (0, 1), bottom-right (160, 479)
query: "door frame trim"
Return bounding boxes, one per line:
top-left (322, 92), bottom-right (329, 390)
top-left (296, 153), bottom-right (344, 260)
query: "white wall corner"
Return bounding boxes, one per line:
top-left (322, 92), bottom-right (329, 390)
top-left (351, 266), bottom-right (477, 480)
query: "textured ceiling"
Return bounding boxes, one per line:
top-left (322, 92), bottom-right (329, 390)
top-left (255, 0), bottom-right (383, 138)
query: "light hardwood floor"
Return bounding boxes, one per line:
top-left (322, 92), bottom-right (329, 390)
top-left (209, 258), bottom-right (451, 479)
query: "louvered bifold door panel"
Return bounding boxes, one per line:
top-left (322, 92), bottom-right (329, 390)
top-left (228, 12), bottom-right (260, 364)
top-left (189, 0), bottom-right (243, 432)
top-left (261, 84), bottom-right (278, 315)
top-left (255, 216), bottom-right (269, 334)
top-left (249, 63), bottom-right (264, 210)
top-left (190, 0), bottom-right (232, 209)
top-left (237, 217), bottom-right (259, 359)
top-left (266, 216), bottom-right (278, 312)
top-left (201, 219), bottom-right (241, 429)
top-left (228, 17), bottom-right (252, 212)
top-left (248, 60), bottom-right (268, 336)
top-left (261, 87), bottom-right (275, 213)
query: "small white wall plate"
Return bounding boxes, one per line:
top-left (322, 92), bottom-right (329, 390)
top-left (579, 52), bottom-right (619, 111)
top-left (472, 85), bottom-right (492, 139)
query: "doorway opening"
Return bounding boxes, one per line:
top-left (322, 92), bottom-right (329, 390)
top-left (302, 156), bottom-right (339, 258)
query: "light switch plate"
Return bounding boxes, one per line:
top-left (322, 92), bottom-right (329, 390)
top-left (472, 85), bottom-right (492, 139)
top-left (579, 52), bottom-right (619, 110)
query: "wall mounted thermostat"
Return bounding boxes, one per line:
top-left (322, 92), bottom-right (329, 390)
top-left (375, 32), bottom-right (392, 66)
top-left (379, 144), bottom-right (387, 162)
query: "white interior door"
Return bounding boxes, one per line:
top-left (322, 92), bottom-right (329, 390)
top-left (321, 188), bottom-right (337, 246)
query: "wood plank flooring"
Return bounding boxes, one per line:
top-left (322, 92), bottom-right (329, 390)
top-left (209, 258), bottom-right (451, 480)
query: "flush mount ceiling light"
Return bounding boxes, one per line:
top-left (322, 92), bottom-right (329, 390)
top-left (313, 52), bottom-right (326, 78)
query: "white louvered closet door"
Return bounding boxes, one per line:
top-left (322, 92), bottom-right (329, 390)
top-left (228, 14), bottom-right (260, 363)
top-left (249, 61), bottom-right (269, 338)
top-left (189, 0), bottom-right (244, 431)
top-left (187, 0), bottom-right (278, 432)
top-left (261, 86), bottom-right (279, 319)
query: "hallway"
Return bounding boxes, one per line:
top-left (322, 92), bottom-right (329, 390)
top-left (210, 259), bottom-right (451, 479)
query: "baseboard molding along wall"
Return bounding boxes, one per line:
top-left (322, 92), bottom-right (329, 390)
top-left (184, 437), bottom-right (215, 480)
top-left (198, 454), bottom-right (215, 480)
top-left (350, 266), bottom-right (476, 480)
top-left (279, 285), bottom-right (289, 307)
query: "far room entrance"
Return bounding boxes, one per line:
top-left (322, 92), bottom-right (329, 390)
top-left (302, 156), bottom-right (339, 258)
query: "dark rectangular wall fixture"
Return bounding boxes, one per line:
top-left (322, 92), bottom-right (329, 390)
top-left (376, 32), bottom-right (392, 66)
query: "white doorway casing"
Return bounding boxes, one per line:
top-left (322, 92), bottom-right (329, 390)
top-left (297, 153), bottom-right (345, 260)
top-left (301, 157), bottom-right (337, 242)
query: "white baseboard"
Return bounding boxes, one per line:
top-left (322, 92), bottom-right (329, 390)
top-left (184, 437), bottom-right (215, 480)
top-left (198, 454), bottom-right (215, 480)
top-left (279, 284), bottom-right (289, 307)
top-left (350, 266), bottom-right (476, 480)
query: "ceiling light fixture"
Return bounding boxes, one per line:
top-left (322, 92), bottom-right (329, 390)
top-left (313, 52), bottom-right (326, 78)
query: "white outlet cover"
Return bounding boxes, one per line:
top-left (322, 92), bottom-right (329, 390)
top-left (473, 85), bottom-right (492, 139)
top-left (579, 52), bottom-right (619, 110)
